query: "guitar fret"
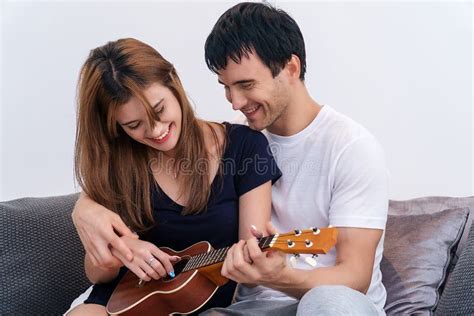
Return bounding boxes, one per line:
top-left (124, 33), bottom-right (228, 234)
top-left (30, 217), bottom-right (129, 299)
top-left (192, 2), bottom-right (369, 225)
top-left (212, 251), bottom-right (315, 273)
top-left (182, 257), bottom-right (193, 272)
top-left (213, 249), bottom-right (221, 264)
top-left (214, 248), bottom-right (222, 264)
top-left (188, 255), bottom-right (198, 270)
top-left (219, 247), bottom-right (229, 262)
top-left (206, 250), bottom-right (215, 266)
top-left (217, 247), bottom-right (226, 263)
top-left (219, 247), bottom-right (226, 260)
top-left (189, 253), bottom-right (204, 271)
top-left (191, 254), bottom-right (201, 270)
top-left (209, 249), bottom-right (219, 265)
top-left (213, 248), bottom-right (223, 264)
top-left (202, 251), bottom-right (213, 267)
top-left (186, 254), bottom-right (200, 272)
top-left (197, 252), bottom-right (207, 268)
top-left (183, 234), bottom-right (283, 272)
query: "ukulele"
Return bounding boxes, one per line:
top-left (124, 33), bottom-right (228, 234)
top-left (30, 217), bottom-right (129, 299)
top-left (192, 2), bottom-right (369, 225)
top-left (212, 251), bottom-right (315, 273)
top-left (106, 227), bottom-right (338, 316)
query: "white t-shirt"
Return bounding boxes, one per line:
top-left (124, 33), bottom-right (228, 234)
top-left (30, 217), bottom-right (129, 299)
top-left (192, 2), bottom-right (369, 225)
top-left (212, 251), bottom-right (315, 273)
top-left (234, 105), bottom-right (388, 315)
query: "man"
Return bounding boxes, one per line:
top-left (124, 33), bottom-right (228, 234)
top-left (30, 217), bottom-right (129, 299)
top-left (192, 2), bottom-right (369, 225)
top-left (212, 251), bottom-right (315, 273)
top-left (72, 2), bottom-right (388, 315)
top-left (199, 3), bottom-right (388, 315)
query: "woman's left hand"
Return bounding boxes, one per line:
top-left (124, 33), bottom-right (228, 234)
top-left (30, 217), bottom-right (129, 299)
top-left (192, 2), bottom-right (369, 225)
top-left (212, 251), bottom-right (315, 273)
top-left (111, 236), bottom-right (179, 282)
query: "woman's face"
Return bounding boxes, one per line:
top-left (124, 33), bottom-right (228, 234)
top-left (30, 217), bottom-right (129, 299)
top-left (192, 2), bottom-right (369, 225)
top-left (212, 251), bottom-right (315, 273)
top-left (116, 82), bottom-right (182, 156)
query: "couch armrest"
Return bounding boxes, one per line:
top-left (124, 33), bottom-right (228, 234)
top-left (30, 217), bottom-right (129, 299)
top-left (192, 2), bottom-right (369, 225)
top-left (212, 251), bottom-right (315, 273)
top-left (0, 194), bottom-right (91, 314)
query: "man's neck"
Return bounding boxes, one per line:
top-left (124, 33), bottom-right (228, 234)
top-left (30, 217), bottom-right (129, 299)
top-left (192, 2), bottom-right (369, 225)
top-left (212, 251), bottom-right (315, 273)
top-left (267, 86), bottom-right (321, 137)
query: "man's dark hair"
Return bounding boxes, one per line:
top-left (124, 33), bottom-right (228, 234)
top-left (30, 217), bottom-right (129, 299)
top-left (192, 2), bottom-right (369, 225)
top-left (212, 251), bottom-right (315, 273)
top-left (205, 2), bottom-right (306, 80)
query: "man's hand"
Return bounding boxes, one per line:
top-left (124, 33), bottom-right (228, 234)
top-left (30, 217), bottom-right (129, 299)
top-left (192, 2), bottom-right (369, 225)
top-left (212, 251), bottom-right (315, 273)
top-left (221, 222), bottom-right (287, 285)
top-left (72, 193), bottom-right (138, 269)
top-left (111, 236), bottom-right (180, 282)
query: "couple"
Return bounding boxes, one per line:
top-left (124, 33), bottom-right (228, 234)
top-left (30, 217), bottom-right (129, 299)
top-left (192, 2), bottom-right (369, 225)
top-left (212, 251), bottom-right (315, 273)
top-left (68, 2), bottom-right (388, 316)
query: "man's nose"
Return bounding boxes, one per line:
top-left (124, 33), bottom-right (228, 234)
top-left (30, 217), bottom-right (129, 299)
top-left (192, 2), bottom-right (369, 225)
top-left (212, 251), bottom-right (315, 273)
top-left (230, 90), bottom-right (248, 111)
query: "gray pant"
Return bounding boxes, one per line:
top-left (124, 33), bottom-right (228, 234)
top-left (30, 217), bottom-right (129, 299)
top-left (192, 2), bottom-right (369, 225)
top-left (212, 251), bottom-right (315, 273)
top-left (200, 285), bottom-right (380, 316)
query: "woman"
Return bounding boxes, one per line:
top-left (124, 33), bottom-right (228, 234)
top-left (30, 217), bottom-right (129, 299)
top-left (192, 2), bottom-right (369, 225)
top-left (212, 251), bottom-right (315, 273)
top-left (66, 38), bottom-right (281, 315)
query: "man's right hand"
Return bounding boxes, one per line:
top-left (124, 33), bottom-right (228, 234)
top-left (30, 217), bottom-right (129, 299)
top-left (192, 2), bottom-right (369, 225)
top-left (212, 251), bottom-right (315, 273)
top-left (72, 193), bottom-right (138, 269)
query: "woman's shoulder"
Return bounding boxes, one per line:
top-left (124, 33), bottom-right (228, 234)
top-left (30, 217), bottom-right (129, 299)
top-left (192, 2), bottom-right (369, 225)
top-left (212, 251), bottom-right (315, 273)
top-left (223, 122), bottom-right (267, 141)
top-left (221, 122), bottom-right (270, 157)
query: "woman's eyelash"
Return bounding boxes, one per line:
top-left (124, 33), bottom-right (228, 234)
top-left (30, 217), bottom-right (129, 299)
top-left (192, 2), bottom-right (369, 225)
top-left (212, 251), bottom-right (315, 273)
top-left (156, 105), bottom-right (165, 114)
top-left (129, 122), bottom-right (140, 130)
top-left (127, 105), bottom-right (164, 130)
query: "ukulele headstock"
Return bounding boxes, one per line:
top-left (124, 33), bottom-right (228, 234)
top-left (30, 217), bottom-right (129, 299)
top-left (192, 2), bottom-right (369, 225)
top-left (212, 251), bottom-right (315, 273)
top-left (263, 227), bottom-right (338, 255)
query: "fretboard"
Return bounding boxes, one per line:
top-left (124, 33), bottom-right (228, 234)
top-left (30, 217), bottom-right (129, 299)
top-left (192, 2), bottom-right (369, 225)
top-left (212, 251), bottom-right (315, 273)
top-left (182, 235), bottom-right (275, 272)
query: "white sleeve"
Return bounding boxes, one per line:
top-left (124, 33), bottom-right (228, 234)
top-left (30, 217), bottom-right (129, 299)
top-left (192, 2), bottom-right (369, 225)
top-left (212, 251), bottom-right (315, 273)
top-left (328, 136), bottom-right (388, 229)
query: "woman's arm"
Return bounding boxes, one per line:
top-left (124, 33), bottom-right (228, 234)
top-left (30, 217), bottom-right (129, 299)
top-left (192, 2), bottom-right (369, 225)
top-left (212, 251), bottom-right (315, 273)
top-left (237, 180), bottom-right (272, 241)
top-left (226, 180), bottom-right (272, 287)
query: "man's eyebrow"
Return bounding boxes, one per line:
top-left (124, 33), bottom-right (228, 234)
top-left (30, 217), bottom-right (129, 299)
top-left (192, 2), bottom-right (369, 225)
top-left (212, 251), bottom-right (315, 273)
top-left (122, 98), bottom-right (164, 125)
top-left (218, 79), bottom-right (255, 86)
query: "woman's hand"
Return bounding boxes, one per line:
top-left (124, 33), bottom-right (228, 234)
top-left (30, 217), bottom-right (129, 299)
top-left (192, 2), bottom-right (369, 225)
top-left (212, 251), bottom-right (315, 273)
top-left (111, 236), bottom-right (180, 282)
top-left (72, 193), bottom-right (138, 269)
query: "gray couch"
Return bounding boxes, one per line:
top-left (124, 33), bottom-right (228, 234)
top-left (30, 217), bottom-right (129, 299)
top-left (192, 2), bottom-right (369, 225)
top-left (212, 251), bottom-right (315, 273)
top-left (1, 194), bottom-right (473, 315)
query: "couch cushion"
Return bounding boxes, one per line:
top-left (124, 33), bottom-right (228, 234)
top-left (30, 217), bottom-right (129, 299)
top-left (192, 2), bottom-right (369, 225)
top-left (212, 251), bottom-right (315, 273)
top-left (435, 223), bottom-right (474, 315)
top-left (389, 196), bottom-right (474, 257)
top-left (0, 194), bottom-right (90, 315)
top-left (381, 207), bottom-right (469, 315)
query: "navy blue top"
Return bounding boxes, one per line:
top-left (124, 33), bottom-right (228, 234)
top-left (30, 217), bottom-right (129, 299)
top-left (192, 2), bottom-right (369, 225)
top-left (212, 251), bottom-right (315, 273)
top-left (85, 123), bottom-right (282, 313)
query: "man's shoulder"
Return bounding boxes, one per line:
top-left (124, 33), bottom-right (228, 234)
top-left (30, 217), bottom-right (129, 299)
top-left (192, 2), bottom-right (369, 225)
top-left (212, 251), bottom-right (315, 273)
top-left (321, 106), bottom-right (377, 148)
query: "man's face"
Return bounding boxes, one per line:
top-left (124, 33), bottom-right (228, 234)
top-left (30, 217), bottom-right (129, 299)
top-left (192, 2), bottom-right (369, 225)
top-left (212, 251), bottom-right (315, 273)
top-left (217, 52), bottom-right (290, 131)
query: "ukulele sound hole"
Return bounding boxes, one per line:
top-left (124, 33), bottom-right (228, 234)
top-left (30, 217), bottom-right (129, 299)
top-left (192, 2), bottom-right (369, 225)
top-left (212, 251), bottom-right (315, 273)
top-left (162, 256), bottom-right (190, 282)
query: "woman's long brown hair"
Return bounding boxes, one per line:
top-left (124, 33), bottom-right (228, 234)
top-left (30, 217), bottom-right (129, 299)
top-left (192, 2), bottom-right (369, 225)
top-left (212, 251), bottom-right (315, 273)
top-left (74, 38), bottom-right (225, 232)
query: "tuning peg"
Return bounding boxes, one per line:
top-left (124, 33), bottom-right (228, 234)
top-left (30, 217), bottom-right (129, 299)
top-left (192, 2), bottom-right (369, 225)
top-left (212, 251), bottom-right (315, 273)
top-left (294, 229), bottom-right (302, 236)
top-left (287, 240), bottom-right (295, 248)
top-left (289, 253), bottom-right (300, 268)
top-left (304, 254), bottom-right (318, 267)
top-left (305, 239), bottom-right (313, 247)
top-left (311, 227), bottom-right (320, 235)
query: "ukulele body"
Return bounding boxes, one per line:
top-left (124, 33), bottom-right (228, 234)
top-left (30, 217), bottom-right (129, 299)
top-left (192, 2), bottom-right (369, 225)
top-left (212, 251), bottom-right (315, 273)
top-left (106, 227), bottom-right (338, 316)
top-left (106, 241), bottom-right (228, 316)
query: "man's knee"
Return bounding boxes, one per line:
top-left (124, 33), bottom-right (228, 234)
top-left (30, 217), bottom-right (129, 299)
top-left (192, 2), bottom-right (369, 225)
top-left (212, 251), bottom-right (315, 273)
top-left (296, 285), bottom-right (378, 316)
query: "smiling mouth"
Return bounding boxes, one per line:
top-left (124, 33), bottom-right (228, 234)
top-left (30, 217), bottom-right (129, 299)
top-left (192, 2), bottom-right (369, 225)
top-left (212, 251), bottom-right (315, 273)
top-left (150, 123), bottom-right (172, 144)
top-left (156, 127), bottom-right (170, 140)
top-left (242, 105), bottom-right (260, 115)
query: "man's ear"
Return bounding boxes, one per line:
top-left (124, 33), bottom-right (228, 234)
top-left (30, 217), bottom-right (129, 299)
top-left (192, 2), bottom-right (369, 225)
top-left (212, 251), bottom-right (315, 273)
top-left (284, 54), bottom-right (301, 82)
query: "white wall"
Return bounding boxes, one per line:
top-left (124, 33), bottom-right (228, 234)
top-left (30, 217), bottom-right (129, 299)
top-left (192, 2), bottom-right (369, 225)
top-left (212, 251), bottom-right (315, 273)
top-left (1, 0), bottom-right (472, 201)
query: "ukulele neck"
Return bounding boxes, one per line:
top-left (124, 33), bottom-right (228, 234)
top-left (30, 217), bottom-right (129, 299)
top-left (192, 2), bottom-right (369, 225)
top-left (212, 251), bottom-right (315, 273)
top-left (181, 235), bottom-right (275, 272)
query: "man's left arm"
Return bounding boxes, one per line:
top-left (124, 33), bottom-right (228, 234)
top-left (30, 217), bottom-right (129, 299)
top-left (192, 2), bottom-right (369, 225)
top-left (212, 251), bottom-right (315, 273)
top-left (222, 136), bottom-right (388, 298)
top-left (223, 225), bottom-right (382, 298)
